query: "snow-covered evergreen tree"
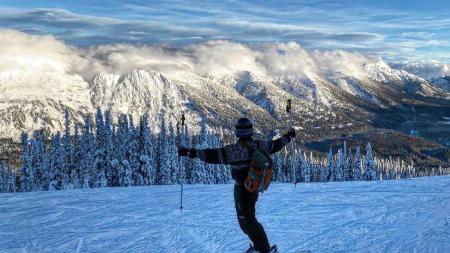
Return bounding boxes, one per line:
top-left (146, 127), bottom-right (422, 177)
top-left (273, 152), bottom-right (284, 182)
top-left (157, 115), bottom-right (171, 184)
top-left (62, 110), bottom-right (73, 189)
top-left (168, 122), bottom-right (180, 184)
top-left (0, 161), bottom-right (5, 192)
top-left (48, 132), bottom-right (63, 190)
top-left (19, 134), bottom-right (34, 192)
top-left (80, 117), bottom-right (95, 188)
top-left (342, 141), bottom-right (348, 180)
top-left (346, 148), bottom-right (354, 181)
top-left (70, 123), bottom-right (82, 189)
top-left (283, 147), bottom-right (293, 183)
top-left (335, 148), bottom-right (345, 182)
top-left (324, 148), bottom-right (335, 182)
top-left (115, 115), bottom-right (133, 187)
top-left (103, 110), bottom-right (115, 186)
top-left (364, 143), bottom-right (377, 181)
top-left (139, 114), bottom-right (157, 185)
top-left (30, 131), bottom-right (47, 191)
top-left (94, 108), bottom-right (111, 188)
top-left (301, 152), bottom-right (311, 183)
top-left (353, 146), bottom-right (362, 181)
top-left (6, 162), bottom-right (17, 193)
top-left (127, 116), bottom-right (142, 186)
top-left (292, 149), bottom-right (301, 183)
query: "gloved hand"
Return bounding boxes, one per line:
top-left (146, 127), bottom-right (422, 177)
top-left (178, 148), bottom-right (197, 158)
top-left (283, 128), bottom-right (296, 140)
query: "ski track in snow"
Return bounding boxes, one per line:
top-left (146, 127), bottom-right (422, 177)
top-left (1, 176), bottom-right (450, 253)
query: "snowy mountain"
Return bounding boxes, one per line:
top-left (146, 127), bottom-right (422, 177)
top-left (0, 58), bottom-right (449, 167)
top-left (0, 60), bottom-right (448, 138)
top-left (2, 176), bottom-right (450, 252)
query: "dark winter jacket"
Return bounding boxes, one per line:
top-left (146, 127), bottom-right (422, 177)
top-left (194, 135), bottom-right (292, 184)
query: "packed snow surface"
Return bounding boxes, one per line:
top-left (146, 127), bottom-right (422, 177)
top-left (2, 176), bottom-right (450, 253)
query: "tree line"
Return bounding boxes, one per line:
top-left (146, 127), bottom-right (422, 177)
top-left (1, 109), bottom-right (449, 193)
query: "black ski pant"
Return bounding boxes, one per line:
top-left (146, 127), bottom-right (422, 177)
top-left (234, 184), bottom-right (270, 253)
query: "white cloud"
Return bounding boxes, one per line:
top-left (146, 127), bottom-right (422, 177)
top-left (390, 61), bottom-right (450, 79)
top-left (0, 29), bottom-right (397, 83)
top-left (0, 29), bottom-right (84, 73)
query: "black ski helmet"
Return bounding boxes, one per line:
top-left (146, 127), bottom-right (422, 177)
top-left (235, 118), bottom-right (253, 138)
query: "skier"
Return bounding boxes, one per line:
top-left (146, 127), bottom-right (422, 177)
top-left (178, 118), bottom-right (295, 253)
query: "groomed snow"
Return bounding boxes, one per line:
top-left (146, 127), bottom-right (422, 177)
top-left (2, 176), bottom-right (450, 253)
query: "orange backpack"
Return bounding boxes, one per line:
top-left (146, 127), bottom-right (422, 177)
top-left (240, 141), bottom-right (274, 193)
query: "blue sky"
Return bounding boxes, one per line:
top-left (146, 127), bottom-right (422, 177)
top-left (1, 0), bottom-right (450, 62)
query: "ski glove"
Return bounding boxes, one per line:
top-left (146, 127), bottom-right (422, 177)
top-left (178, 148), bottom-right (197, 158)
top-left (283, 128), bottom-right (296, 140)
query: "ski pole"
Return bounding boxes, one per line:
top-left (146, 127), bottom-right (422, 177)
top-left (286, 99), bottom-right (296, 187)
top-left (176, 113), bottom-right (186, 211)
top-left (180, 113), bottom-right (185, 211)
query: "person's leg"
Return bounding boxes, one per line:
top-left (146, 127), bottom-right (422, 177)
top-left (234, 185), bottom-right (270, 253)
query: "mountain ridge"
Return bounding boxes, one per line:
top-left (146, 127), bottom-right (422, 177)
top-left (0, 61), bottom-right (449, 167)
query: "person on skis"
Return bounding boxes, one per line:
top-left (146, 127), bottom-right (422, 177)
top-left (178, 118), bottom-right (296, 253)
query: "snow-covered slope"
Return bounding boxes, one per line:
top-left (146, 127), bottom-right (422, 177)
top-left (2, 176), bottom-right (450, 253)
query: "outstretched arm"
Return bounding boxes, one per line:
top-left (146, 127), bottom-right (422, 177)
top-left (179, 147), bottom-right (229, 165)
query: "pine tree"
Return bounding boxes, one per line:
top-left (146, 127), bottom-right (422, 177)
top-left (364, 143), bottom-right (376, 181)
top-left (342, 141), bottom-right (348, 180)
top-left (335, 148), bottom-right (345, 182)
top-left (157, 115), bottom-right (171, 184)
top-left (80, 117), bottom-right (95, 188)
top-left (301, 152), bottom-right (311, 183)
top-left (346, 148), bottom-right (354, 181)
top-left (324, 148), bottom-right (335, 182)
top-left (96, 170), bottom-right (107, 188)
top-left (292, 149), bottom-right (301, 183)
top-left (62, 110), bottom-right (72, 189)
top-left (139, 114), bottom-right (157, 185)
top-left (6, 162), bottom-right (16, 193)
top-left (20, 133), bottom-right (35, 192)
top-left (168, 122), bottom-right (180, 184)
top-left (103, 110), bottom-right (115, 186)
top-left (283, 147), bottom-right (293, 183)
top-left (127, 116), bottom-right (142, 186)
top-left (115, 114), bottom-right (133, 187)
top-left (94, 108), bottom-right (111, 188)
top-left (48, 133), bottom-right (62, 190)
top-left (273, 152), bottom-right (284, 182)
top-left (70, 123), bottom-right (82, 189)
top-left (183, 126), bottom-right (195, 184)
top-left (30, 131), bottom-right (47, 191)
top-left (353, 146), bottom-right (362, 181)
top-left (0, 161), bottom-right (5, 193)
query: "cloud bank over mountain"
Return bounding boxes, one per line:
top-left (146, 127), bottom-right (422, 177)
top-left (1, 29), bottom-right (385, 82)
top-left (390, 61), bottom-right (450, 79)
